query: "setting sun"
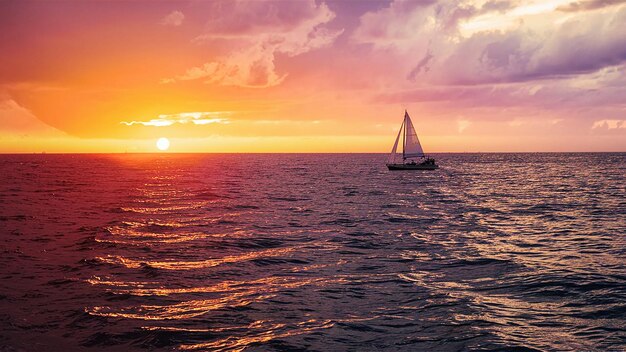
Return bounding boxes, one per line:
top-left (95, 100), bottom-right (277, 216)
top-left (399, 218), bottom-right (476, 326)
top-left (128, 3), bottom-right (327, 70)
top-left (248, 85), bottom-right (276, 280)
top-left (156, 137), bottom-right (170, 151)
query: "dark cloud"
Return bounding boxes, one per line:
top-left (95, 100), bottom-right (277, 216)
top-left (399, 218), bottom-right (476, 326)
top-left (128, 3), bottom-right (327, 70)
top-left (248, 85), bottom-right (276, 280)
top-left (407, 49), bottom-right (434, 81)
top-left (480, 36), bottom-right (525, 70)
top-left (557, 0), bottom-right (626, 12)
top-left (481, 0), bottom-right (518, 13)
top-left (374, 69), bottom-right (626, 110)
top-left (441, 5), bottom-right (626, 85)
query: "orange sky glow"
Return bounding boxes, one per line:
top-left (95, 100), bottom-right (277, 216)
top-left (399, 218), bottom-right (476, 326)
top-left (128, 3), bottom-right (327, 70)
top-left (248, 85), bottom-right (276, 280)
top-left (1, 0), bottom-right (625, 153)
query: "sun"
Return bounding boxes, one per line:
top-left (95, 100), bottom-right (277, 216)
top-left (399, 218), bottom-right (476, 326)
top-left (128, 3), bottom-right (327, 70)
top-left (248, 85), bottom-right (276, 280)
top-left (156, 137), bottom-right (170, 151)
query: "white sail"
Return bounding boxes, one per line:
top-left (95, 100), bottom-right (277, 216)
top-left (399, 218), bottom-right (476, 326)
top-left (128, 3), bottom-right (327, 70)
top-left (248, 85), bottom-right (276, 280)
top-left (403, 111), bottom-right (425, 158)
top-left (388, 117), bottom-right (404, 163)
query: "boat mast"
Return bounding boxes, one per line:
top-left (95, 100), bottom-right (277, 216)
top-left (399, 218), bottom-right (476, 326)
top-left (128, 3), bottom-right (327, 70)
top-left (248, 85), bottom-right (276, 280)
top-left (402, 111), bottom-right (406, 160)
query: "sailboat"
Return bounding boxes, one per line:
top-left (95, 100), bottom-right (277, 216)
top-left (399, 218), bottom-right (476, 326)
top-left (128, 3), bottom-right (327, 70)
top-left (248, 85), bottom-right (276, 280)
top-left (386, 110), bottom-right (438, 170)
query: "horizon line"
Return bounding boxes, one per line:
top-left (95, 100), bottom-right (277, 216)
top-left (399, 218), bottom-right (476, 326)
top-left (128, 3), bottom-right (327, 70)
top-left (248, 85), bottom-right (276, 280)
top-left (1, 151), bottom-right (624, 155)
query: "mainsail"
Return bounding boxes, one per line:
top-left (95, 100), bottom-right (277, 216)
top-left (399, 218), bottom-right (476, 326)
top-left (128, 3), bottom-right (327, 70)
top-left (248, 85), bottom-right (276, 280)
top-left (403, 111), bottom-right (425, 158)
top-left (389, 111), bottom-right (425, 162)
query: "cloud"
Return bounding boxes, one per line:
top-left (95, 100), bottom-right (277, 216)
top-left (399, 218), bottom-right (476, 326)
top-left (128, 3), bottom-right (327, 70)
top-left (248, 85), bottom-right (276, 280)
top-left (161, 10), bottom-right (184, 26)
top-left (353, 0), bottom-right (626, 85)
top-left (167, 1), bottom-right (343, 87)
top-left (407, 48), bottom-right (433, 81)
top-left (174, 53), bottom-right (289, 88)
top-left (121, 112), bottom-right (231, 127)
top-left (558, 0), bottom-right (626, 12)
top-left (592, 119), bottom-right (626, 129)
top-left (457, 118), bottom-right (471, 133)
top-left (372, 64), bottom-right (626, 116)
top-left (0, 98), bottom-right (64, 136)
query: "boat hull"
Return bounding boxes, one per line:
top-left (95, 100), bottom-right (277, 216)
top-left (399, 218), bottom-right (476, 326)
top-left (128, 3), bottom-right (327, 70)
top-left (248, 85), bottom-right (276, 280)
top-left (387, 163), bottom-right (438, 170)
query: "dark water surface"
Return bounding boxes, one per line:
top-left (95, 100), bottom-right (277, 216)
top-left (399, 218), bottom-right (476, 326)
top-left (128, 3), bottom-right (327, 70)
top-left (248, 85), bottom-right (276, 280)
top-left (0, 153), bottom-right (625, 351)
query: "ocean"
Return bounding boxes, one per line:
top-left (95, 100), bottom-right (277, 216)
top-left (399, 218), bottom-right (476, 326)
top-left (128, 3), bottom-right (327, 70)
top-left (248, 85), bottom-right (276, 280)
top-left (0, 153), bottom-right (624, 351)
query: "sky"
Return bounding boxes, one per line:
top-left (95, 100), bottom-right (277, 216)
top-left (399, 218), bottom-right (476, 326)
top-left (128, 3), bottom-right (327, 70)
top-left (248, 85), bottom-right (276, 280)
top-left (1, 0), bottom-right (625, 153)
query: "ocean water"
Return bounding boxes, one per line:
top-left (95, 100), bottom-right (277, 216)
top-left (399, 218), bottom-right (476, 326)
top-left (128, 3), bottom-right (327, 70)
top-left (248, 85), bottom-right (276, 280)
top-left (0, 153), bottom-right (624, 351)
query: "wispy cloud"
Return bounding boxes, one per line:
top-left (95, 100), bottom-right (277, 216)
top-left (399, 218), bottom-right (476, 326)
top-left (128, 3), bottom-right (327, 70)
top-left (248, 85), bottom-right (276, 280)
top-left (592, 119), bottom-right (626, 129)
top-left (558, 0), bottom-right (626, 12)
top-left (164, 1), bottom-right (343, 88)
top-left (121, 112), bottom-right (231, 127)
top-left (457, 118), bottom-right (471, 133)
top-left (161, 10), bottom-right (184, 26)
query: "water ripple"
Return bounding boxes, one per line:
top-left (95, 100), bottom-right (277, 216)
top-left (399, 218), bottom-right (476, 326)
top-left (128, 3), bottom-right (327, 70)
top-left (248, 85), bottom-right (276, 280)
top-left (0, 153), bottom-right (624, 351)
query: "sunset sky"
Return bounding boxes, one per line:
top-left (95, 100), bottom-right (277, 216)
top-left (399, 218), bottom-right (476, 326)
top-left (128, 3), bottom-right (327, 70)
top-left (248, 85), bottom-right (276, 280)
top-left (1, 0), bottom-right (625, 152)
